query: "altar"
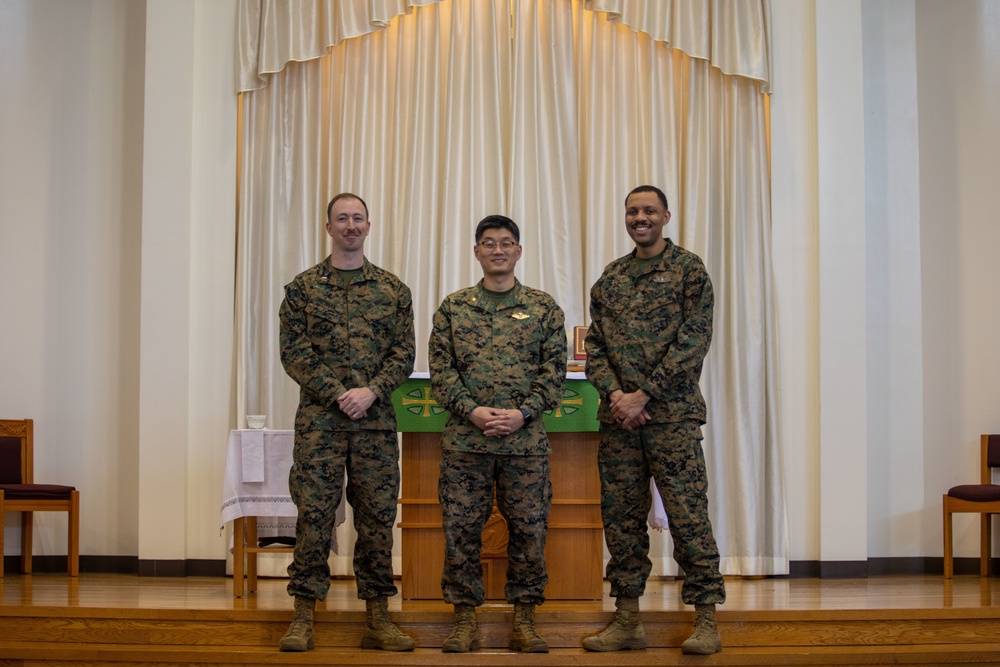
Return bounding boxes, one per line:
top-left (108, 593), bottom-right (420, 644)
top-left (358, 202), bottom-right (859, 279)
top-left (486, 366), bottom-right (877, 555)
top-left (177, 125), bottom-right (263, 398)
top-left (220, 373), bottom-right (605, 600)
top-left (393, 373), bottom-right (604, 600)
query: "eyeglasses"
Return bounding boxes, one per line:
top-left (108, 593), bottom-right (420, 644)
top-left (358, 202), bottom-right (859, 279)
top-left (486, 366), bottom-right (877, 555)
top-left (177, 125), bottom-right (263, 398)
top-left (478, 239), bottom-right (518, 251)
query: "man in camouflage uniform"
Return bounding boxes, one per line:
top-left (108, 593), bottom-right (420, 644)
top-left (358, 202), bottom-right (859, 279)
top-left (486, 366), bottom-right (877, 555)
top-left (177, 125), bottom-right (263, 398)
top-left (583, 185), bottom-right (725, 655)
top-left (428, 215), bottom-right (566, 653)
top-left (278, 193), bottom-right (415, 653)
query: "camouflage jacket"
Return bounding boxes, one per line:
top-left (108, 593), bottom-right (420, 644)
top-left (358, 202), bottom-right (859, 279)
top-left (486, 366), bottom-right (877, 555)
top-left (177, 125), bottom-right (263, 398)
top-left (429, 280), bottom-right (566, 456)
top-left (585, 239), bottom-right (713, 425)
top-left (279, 257), bottom-right (415, 432)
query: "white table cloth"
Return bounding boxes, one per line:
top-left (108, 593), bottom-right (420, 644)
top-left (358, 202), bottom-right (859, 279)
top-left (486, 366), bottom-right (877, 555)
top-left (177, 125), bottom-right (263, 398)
top-left (220, 429), bottom-right (343, 552)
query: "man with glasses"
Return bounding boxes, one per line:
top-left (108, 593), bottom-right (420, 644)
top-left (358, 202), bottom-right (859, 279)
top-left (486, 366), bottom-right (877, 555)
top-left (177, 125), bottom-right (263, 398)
top-left (428, 214), bottom-right (566, 653)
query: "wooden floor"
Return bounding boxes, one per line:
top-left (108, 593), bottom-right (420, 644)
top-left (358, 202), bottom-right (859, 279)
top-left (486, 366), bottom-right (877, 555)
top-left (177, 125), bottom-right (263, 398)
top-left (5, 571), bottom-right (1000, 612)
top-left (3, 573), bottom-right (1000, 666)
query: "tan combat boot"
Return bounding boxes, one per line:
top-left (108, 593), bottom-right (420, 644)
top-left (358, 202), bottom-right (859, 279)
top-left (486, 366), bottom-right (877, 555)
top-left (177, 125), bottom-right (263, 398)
top-left (508, 602), bottom-right (549, 653)
top-left (361, 596), bottom-right (415, 651)
top-left (582, 597), bottom-right (646, 651)
top-left (278, 596), bottom-right (315, 652)
top-left (442, 604), bottom-right (480, 652)
top-left (681, 603), bottom-right (722, 655)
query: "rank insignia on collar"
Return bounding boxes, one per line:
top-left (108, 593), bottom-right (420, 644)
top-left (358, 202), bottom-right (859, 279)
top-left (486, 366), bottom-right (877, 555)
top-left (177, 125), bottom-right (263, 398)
top-left (319, 276), bottom-right (329, 283)
top-left (512, 312), bottom-right (530, 320)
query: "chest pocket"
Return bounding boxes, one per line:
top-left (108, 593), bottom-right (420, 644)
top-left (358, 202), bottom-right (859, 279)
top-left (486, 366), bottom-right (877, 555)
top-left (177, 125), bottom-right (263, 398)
top-left (502, 312), bottom-right (544, 354)
top-left (304, 298), bottom-right (344, 339)
top-left (635, 275), bottom-right (683, 327)
top-left (359, 295), bottom-right (398, 345)
top-left (601, 274), bottom-right (640, 322)
top-left (360, 295), bottom-right (395, 324)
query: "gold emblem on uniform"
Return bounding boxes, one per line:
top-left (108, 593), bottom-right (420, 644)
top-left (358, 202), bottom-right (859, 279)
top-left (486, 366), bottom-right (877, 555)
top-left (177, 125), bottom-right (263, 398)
top-left (512, 312), bottom-right (530, 320)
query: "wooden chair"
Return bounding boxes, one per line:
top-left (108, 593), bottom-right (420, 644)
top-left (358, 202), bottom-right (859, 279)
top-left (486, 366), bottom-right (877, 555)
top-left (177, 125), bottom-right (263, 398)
top-left (0, 419), bottom-right (80, 577)
top-left (943, 434), bottom-right (1000, 578)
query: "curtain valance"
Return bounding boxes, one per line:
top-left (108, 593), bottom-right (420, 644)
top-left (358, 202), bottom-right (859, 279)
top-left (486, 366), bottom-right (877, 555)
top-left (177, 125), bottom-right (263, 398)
top-left (237, 0), bottom-right (771, 93)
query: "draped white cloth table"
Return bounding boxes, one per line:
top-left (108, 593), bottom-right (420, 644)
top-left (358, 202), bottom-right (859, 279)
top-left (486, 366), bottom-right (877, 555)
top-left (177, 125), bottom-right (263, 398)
top-left (220, 429), bottom-right (296, 597)
top-left (220, 429), bottom-right (343, 597)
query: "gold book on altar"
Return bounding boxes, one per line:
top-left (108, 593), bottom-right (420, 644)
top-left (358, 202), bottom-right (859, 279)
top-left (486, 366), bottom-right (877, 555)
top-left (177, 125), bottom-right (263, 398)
top-left (573, 326), bottom-right (588, 360)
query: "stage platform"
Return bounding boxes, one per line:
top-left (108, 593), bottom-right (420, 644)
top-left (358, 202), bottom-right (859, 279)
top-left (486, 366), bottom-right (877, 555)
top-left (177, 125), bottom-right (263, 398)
top-left (3, 573), bottom-right (1000, 666)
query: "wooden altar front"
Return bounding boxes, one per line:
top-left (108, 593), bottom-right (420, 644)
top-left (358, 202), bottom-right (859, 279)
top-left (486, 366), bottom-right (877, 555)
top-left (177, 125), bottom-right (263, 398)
top-left (392, 376), bottom-right (603, 600)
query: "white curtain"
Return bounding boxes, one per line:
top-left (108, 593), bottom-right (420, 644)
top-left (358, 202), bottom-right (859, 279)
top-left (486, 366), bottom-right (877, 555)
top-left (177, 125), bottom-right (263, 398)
top-left (235, 0), bottom-right (785, 577)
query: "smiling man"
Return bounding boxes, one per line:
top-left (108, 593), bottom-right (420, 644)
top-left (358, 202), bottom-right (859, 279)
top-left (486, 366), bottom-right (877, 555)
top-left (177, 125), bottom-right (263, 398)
top-left (428, 215), bottom-right (566, 654)
top-left (583, 185), bottom-right (726, 655)
top-left (278, 193), bottom-right (415, 653)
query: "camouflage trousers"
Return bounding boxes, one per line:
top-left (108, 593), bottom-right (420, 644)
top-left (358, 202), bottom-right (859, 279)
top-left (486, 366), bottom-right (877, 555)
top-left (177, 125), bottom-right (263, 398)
top-left (598, 420), bottom-right (725, 606)
top-left (438, 450), bottom-right (552, 606)
top-left (286, 429), bottom-right (399, 601)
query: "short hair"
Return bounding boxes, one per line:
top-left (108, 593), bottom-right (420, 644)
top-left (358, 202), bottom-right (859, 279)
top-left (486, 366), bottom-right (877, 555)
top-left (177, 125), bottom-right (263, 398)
top-left (625, 185), bottom-right (669, 212)
top-left (475, 214), bottom-right (520, 243)
top-left (327, 193), bottom-right (369, 221)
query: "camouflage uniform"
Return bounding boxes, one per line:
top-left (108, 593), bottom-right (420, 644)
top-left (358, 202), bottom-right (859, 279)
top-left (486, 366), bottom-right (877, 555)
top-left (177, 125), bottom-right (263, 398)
top-left (585, 240), bottom-right (725, 606)
top-left (279, 257), bottom-right (414, 601)
top-left (429, 280), bottom-right (566, 606)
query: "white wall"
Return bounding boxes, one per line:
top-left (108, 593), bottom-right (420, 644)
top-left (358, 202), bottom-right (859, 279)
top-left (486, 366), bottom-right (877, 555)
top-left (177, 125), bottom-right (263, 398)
top-left (862, 0), bottom-right (925, 560)
top-left (916, 0), bottom-right (1000, 559)
top-left (1, 0), bottom-right (236, 566)
top-left (0, 0), bottom-right (146, 560)
top-left (135, 0), bottom-right (237, 565)
top-left (768, 0), bottom-right (1000, 565)
top-left (186, 0), bottom-right (241, 562)
top-left (769, 0), bottom-right (822, 564)
top-left (4, 0), bottom-right (1000, 569)
top-left (816, 0), bottom-right (870, 565)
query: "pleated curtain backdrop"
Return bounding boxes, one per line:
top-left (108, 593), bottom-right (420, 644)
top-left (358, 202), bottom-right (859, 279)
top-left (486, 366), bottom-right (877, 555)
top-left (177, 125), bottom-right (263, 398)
top-left (234, 0), bottom-right (786, 577)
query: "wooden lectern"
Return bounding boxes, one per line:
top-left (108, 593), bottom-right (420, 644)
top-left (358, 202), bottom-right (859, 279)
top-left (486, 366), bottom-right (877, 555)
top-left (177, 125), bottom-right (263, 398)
top-left (393, 376), bottom-right (604, 600)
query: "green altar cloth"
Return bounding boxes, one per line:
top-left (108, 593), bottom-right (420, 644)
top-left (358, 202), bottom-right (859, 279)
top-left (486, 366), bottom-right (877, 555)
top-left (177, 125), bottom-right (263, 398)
top-left (391, 377), bottom-right (599, 433)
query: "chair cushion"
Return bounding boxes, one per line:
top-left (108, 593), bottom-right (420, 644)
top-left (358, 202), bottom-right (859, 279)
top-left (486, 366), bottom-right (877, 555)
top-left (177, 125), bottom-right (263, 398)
top-left (0, 436), bottom-right (22, 484)
top-left (0, 483), bottom-right (76, 500)
top-left (947, 483), bottom-right (1000, 502)
top-left (989, 435), bottom-right (1000, 468)
top-left (258, 536), bottom-right (296, 547)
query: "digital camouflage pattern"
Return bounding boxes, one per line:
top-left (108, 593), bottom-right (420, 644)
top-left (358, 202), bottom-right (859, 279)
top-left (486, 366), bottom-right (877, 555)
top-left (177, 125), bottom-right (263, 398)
top-left (585, 240), bottom-right (712, 426)
top-left (598, 421), bottom-right (725, 605)
top-left (428, 279), bottom-right (565, 606)
top-left (428, 280), bottom-right (566, 456)
top-left (585, 240), bottom-right (725, 606)
top-left (279, 257), bottom-right (415, 433)
top-left (279, 256), bottom-right (414, 601)
top-left (286, 429), bottom-right (400, 600)
top-left (438, 450), bottom-right (552, 606)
